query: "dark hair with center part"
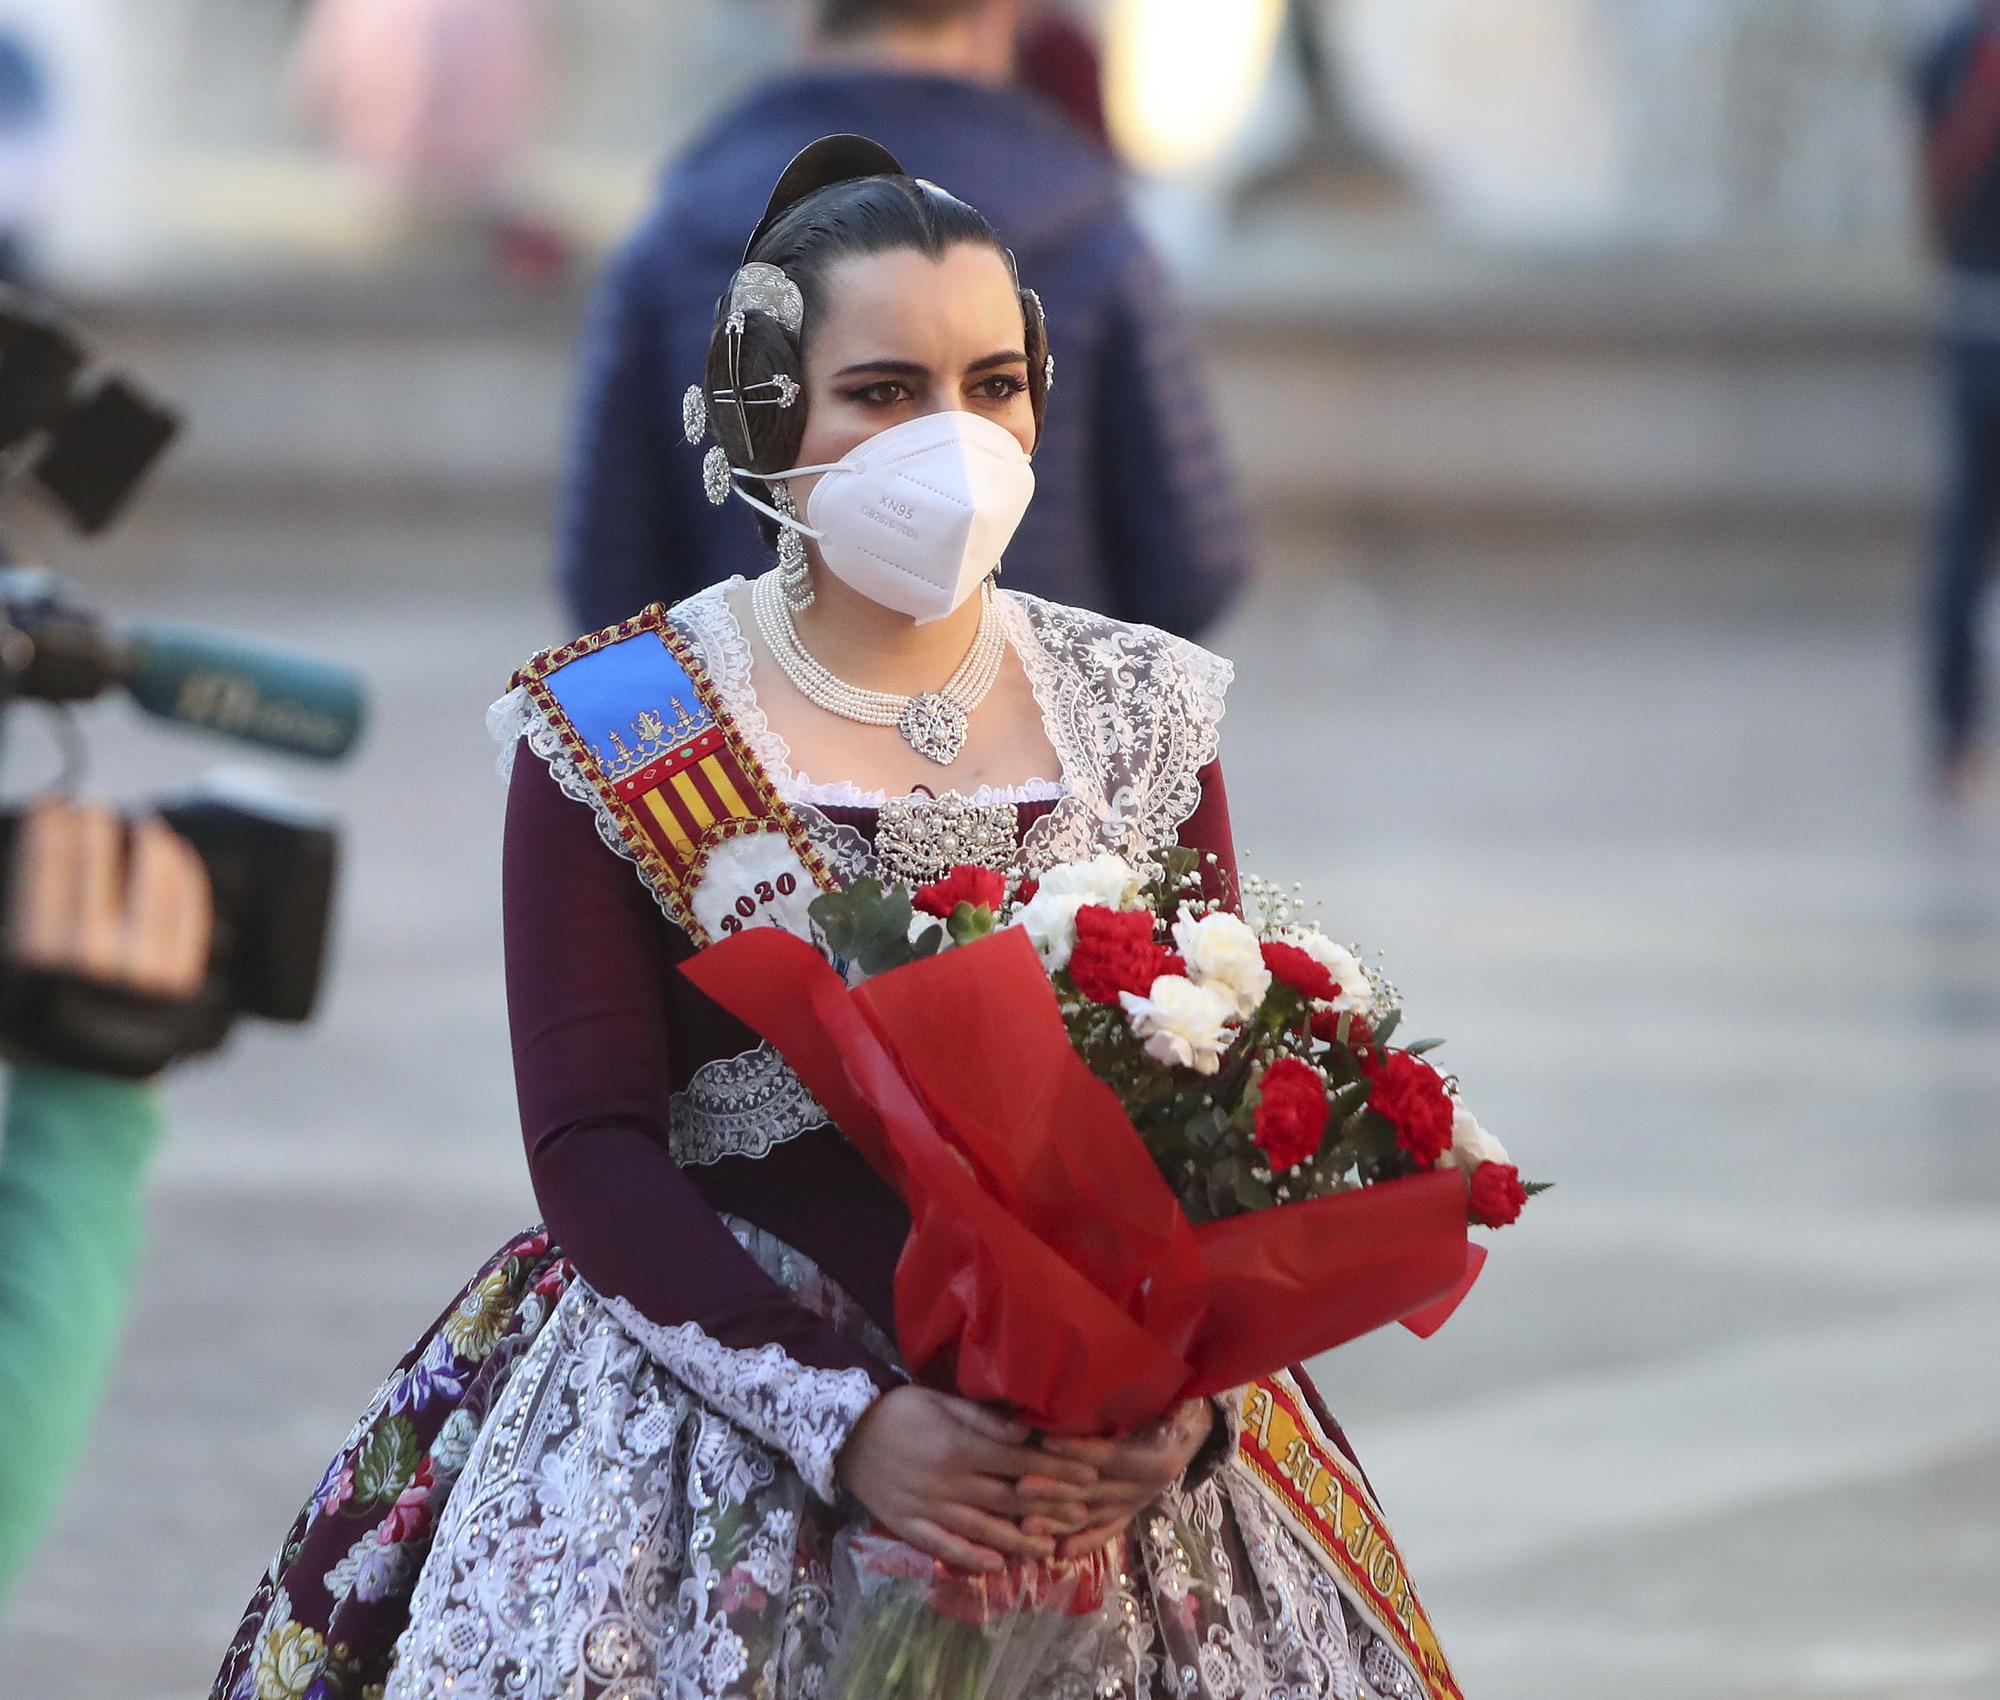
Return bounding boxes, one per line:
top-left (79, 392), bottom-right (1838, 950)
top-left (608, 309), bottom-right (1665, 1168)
top-left (703, 173), bottom-right (1050, 544)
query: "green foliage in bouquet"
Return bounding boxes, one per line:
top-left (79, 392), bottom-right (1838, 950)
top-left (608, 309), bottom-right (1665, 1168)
top-left (811, 879), bottom-right (933, 976)
top-left (811, 879), bottom-right (1000, 978)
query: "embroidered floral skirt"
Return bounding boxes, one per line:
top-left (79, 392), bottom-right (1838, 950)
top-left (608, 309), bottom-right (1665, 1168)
top-left (210, 1222), bottom-right (1420, 1700)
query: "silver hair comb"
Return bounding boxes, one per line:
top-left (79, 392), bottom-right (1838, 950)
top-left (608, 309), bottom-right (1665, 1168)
top-left (726, 262), bottom-right (805, 335)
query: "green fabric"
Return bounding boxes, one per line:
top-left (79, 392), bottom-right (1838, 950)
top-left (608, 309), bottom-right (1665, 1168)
top-left (0, 1067), bottom-right (159, 1605)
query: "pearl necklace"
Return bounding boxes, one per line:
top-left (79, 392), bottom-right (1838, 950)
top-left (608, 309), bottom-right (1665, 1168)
top-left (751, 569), bottom-right (1007, 766)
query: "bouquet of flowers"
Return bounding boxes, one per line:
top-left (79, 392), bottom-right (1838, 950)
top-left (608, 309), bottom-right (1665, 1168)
top-left (683, 849), bottom-right (1546, 1700)
top-left (866, 848), bottom-right (1543, 1231)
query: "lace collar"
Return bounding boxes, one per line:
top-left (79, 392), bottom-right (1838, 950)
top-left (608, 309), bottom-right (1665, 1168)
top-left (667, 577), bottom-right (1231, 884)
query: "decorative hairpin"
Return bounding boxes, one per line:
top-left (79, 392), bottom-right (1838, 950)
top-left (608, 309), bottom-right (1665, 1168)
top-left (714, 373), bottom-right (800, 410)
top-left (727, 261), bottom-right (804, 335)
top-left (1044, 353), bottom-right (1056, 392)
top-left (702, 445), bottom-right (733, 505)
top-left (683, 376), bottom-right (796, 447)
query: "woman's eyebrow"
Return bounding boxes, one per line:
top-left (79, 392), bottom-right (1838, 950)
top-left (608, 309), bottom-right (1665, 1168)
top-left (965, 349), bottom-right (1028, 374)
top-left (831, 358), bottom-right (930, 379)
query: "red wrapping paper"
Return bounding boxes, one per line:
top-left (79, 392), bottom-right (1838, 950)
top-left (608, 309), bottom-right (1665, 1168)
top-left (685, 925), bottom-right (1477, 1434)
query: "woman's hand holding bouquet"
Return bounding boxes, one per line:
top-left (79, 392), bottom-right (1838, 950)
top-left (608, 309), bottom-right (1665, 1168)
top-left (835, 1386), bottom-right (1100, 1571)
top-left (1033, 1398), bottom-right (1215, 1558)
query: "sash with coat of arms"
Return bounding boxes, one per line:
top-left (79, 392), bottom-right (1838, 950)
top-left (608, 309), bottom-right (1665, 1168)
top-left (512, 602), bottom-right (838, 946)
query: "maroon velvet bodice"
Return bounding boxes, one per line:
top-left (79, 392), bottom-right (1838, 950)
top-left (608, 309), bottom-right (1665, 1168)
top-left (503, 752), bottom-right (1238, 1393)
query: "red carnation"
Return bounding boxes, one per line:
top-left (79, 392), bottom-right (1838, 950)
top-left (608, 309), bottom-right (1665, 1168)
top-left (913, 864), bottom-right (1007, 919)
top-left (1261, 939), bottom-right (1337, 1002)
top-left (1252, 1057), bottom-right (1330, 1172)
top-left (1366, 1052), bottom-right (1453, 1166)
top-left (1468, 1161), bottom-right (1528, 1228)
top-left (1312, 1007), bottom-right (1376, 1057)
top-left (1067, 905), bottom-right (1171, 1005)
top-left (1014, 878), bottom-right (1040, 905)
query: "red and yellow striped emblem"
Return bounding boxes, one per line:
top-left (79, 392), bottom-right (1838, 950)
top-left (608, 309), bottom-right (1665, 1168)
top-left (613, 725), bottom-right (759, 863)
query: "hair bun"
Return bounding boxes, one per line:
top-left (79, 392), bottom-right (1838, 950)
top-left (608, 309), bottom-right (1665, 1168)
top-left (743, 134), bottom-right (907, 262)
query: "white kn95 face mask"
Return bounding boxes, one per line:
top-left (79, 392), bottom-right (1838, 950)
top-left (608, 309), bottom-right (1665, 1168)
top-left (733, 410), bottom-right (1036, 623)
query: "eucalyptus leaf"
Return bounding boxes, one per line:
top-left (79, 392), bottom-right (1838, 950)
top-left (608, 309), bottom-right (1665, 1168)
top-left (810, 879), bottom-right (920, 976)
top-left (1328, 1079), bottom-right (1372, 1119)
top-left (1319, 1043), bottom-right (1363, 1086)
top-left (1232, 1169), bottom-right (1277, 1212)
top-left (1184, 1105), bottom-right (1229, 1154)
top-left (1349, 1109), bottom-right (1397, 1165)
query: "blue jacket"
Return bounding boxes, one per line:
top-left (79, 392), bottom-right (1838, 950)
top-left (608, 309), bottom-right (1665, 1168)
top-left (1918, 10), bottom-right (2000, 276)
top-left (555, 69), bottom-right (1250, 638)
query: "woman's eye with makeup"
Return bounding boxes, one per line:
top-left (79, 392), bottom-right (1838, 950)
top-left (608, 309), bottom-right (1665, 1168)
top-left (972, 374), bottom-right (1029, 402)
top-left (846, 380), bottom-right (912, 407)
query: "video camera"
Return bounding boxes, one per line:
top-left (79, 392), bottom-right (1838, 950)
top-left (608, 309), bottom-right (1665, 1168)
top-left (0, 285), bottom-right (367, 1077)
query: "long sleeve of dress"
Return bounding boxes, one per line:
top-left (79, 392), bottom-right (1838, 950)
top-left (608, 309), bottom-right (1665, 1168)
top-left (1179, 758), bottom-right (1239, 909)
top-left (503, 750), bottom-right (899, 1500)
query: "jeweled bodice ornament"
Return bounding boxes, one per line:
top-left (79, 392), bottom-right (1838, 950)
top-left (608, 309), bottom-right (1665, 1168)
top-left (874, 790), bottom-right (1019, 888)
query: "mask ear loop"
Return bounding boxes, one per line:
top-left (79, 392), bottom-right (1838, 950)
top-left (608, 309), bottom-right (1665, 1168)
top-left (729, 451), bottom-right (859, 536)
top-left (730, 478), bottom-right (828, 537)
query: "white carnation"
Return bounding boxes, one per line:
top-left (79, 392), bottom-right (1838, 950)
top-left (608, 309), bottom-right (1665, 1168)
top-left (1171, 906), bottom-right (1272, 1017)
top-left (1010, 890), bottom-right (1088, 972)
top-left (1284, 929), bottom-right (1374, 1015)
top-left (1118, 975), bottom-right (1238, 1075)
top-left (1440, 1106), bottom-right (1509, 1176)
top-left (1035, 853), bottom-right (1144, 911)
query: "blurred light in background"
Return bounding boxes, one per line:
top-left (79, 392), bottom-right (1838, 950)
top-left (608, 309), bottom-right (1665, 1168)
top-left (1103, 0), bottom-right (1287, 176)
top-left (1339, 0), bottom-right (1622, 241)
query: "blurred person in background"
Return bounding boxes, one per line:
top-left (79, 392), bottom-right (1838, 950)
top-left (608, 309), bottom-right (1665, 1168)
top-left (1917, 0), bottom-right (2000, 800)
top-left (0, 799), bottom-right (211, 1604)
top-left (1014, 3), bottom-right (1110, 149)
top-left (557, 0), bottom-right (1248, 638)
top-left (0, 14), bottom-right (55, 282)
top-left (292, 0), bottom-right (569, 285)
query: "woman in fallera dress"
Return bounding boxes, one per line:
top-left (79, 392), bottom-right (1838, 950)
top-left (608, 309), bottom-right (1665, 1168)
top-left (211, 136), bottom-right (1437, 1700)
